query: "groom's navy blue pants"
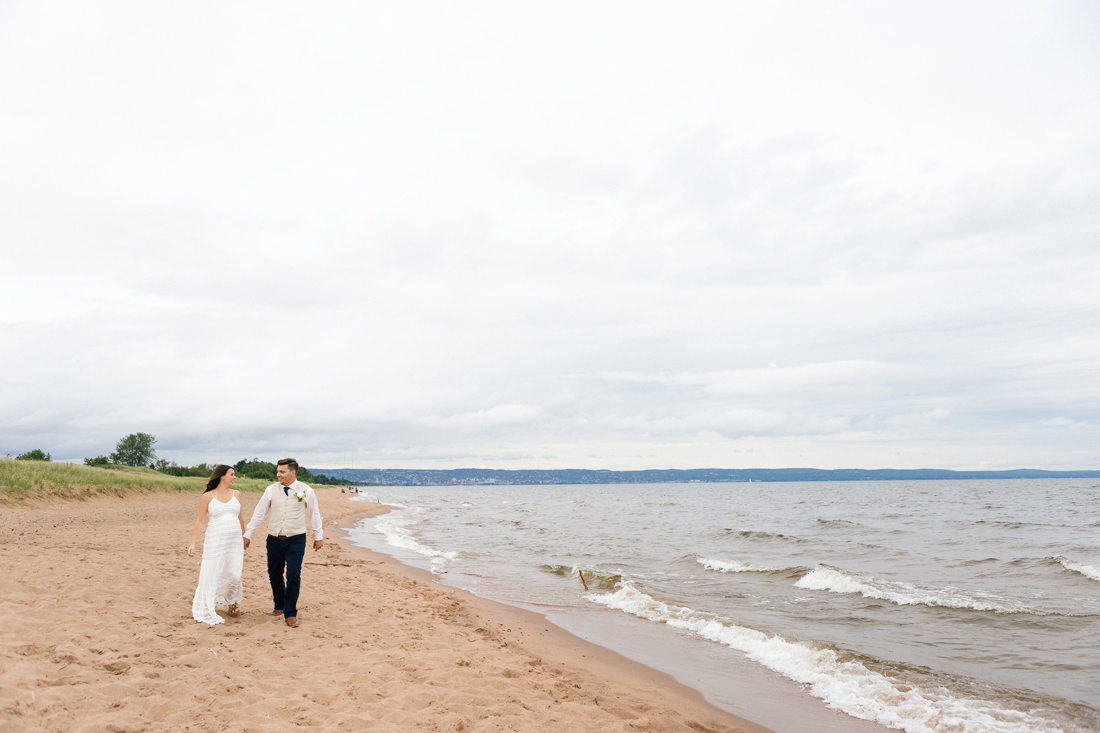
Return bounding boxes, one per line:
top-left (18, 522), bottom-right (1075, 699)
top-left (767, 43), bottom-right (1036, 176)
top-left (266, 533), bottom-right (306, 619)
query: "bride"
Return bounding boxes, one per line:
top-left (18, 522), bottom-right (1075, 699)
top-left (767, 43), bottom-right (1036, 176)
top-left (188, 465), bottom-right (245, 624)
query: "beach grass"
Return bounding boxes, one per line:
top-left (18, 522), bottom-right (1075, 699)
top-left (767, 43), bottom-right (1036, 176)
top-left (0, 458), bottom-right (271, 501)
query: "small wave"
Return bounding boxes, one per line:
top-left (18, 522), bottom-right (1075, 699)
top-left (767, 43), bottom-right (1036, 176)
top-left (794, 565), bottom-right (1039, 615)
top-left (816, 518), bottom-right (863, 528)
top-left (958, 557), bottom-right (1001, 566)
top-left (588, 584), bottom-right (1070, 733)
top-left (541, 564), bottom-right (622, 590)
top-left (1055, 556), bottom-right (1100, 583)
top-left (973, 520), bottom-right (1027, 529)
top-left (725, 529), bottom-right (804, 542)
top-left (374, 514), bottom-right (458, 562)
top-left (696, 557), bottom-right (801, 574)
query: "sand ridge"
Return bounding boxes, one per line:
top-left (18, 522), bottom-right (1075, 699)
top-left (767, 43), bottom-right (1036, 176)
top-left (0, 488), bottom-right (769, 733)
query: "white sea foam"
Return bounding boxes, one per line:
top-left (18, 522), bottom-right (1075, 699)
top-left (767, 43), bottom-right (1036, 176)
top-left (1055, 556), bottom-right (1100, 583)
top-left (697, 557), bottom-right (797, 574)
top-left (374, 514), bottom-right (458, 562)
top-left (588, 584), bottom-right (1066, 733)
top-left (795, 565), bottom-right (1034, 614)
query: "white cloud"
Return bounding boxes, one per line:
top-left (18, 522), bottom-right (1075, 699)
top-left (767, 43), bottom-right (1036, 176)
top-left (2, 2), bottom-right (1099, 470)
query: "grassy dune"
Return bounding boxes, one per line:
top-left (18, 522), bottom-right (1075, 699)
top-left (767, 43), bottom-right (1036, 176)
top-left (0, 459), bottom-right (271, 501)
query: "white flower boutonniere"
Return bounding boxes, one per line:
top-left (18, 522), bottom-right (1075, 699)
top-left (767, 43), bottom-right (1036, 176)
top-left (293, 489), bottom-right (307, 502)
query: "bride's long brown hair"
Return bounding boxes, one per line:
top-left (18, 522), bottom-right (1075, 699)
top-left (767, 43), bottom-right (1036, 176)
top-left (205, 465), bottom-right (233, 493)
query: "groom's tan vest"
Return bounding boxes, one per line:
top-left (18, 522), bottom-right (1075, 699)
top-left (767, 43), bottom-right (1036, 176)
top-left (268, 485), bottom-right (308, 537)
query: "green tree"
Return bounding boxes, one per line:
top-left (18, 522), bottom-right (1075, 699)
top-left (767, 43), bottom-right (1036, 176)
top-left (153, 459), bottom-right (213, 477)
top-left (233, 458), bottom-right (276, 481)
top-left (191, 462), bottom-right (213, 476)
top-left (110, 433), bottom-right (157, 467)
top-left (16, 449), bottom-right (51, 461)
top-left (84, 455), bottom-right (110, 466)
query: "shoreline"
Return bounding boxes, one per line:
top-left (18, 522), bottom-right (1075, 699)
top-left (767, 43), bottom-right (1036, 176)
top-left (0, 488), bottom-right (773, 732)
top-left (339, 498), bottom-right (892, 733)
top-left (330, 502), bottom-right (774, 733)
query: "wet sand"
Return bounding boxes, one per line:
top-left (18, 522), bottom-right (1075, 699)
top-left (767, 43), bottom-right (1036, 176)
top-left (0, 488), bottom-right (772, 733)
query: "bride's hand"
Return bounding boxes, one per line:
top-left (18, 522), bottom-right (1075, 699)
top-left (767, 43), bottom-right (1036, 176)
top-left (187, 543), bottom-right (194, 557)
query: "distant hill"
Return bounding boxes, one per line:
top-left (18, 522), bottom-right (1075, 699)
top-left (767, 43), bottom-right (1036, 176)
top-left (305, 466), bottom-right (1100, 486)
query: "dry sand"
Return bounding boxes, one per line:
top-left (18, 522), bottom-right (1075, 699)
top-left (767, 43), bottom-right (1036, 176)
top-left (0, 489), bottom-right (774, 733)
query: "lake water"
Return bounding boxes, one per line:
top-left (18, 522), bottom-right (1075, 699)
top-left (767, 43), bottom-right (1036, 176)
top-left (343, 479), bottom-right (1100, 733)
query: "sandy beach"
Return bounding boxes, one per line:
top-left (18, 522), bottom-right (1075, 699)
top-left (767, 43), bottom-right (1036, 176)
top-left (0, 489), bottom-right (772, 733)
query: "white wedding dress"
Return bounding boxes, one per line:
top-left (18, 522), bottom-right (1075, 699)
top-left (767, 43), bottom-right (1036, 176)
top-left (191, 495), bottom-right (244, 625)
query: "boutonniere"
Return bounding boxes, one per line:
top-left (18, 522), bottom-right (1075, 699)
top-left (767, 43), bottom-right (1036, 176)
top-left (293, 489), bottom-right (307, 502)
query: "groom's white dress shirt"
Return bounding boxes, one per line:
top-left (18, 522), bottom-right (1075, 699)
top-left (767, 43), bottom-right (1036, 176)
top-left (244, 480), bottom-right (324, 541)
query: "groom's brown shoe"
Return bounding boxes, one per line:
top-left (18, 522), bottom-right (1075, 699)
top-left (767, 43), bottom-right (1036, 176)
top-left (269, 609), bottom-right (283, 616)
top-left (286, 617), bottom-right (299, 628)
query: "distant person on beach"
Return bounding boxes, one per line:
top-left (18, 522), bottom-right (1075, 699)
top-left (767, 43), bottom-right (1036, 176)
top-left (242, 458), bottom-right (324, 628)
top-left (188, 465), bottom-right (245, 625)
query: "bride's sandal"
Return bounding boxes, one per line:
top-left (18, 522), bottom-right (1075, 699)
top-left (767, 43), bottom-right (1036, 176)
top-left (227, 604), bottom-right (240, 617)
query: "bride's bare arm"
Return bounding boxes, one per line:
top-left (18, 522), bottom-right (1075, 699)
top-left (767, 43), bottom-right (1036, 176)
top-left (235, 491), bottom-right (246, 535)
top-left (187, 493), bottom-right (213, 557)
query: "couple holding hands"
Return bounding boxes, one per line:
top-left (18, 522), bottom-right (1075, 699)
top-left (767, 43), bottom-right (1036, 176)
top-left (187, 458), bottom-right (325, 628)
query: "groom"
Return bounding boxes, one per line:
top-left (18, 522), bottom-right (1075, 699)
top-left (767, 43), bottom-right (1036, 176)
top-left (243, 458), bottom-right (324, 627)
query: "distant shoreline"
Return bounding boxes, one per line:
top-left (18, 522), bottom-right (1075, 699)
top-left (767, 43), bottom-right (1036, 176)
top-left (310, 466), bottom-right (1100, 486)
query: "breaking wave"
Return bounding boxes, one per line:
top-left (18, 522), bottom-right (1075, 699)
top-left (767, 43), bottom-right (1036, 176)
top-left (794, 565), bottom-right (1039, 614)
top-left (374, 513), bottom-right (458, 563)
top-left (696, 557), bottom-right (801, 574)
top-left (588, 584), bottom-right (1070, 733)
top-left (1054, 556), bottom-right (1100, 583)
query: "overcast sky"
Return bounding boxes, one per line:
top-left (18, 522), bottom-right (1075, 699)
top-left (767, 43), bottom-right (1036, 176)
top-left (2, 2), bottom-right (1099, 471)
